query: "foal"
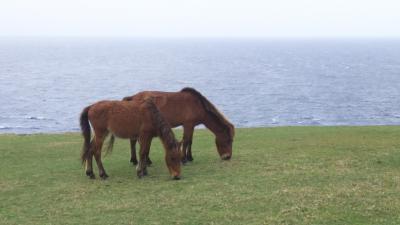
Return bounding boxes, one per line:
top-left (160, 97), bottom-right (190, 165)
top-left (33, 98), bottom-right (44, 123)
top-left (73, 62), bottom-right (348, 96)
top-left (80, 98), bottom-right (182, 179)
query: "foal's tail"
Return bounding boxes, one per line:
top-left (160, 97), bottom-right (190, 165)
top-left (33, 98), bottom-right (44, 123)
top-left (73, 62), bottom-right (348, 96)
top-left (80, 106), bottom-right (91, 165)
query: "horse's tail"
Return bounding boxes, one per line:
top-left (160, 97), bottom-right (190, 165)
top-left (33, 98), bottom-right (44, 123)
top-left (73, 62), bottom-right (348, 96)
top-left (80, 106), bottom-right (91, 165)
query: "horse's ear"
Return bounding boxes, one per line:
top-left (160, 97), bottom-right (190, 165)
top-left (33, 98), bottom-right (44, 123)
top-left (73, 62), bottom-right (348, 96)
top-left (122, 96), bottom-right (132, 101)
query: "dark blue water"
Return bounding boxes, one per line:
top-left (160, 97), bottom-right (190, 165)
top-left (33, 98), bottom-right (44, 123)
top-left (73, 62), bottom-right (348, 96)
top-left (1, 38), bottom-right (400, 133)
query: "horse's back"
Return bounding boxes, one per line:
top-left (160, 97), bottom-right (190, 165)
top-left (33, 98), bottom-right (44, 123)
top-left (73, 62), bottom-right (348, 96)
top-left (126, 91), bottom-right (205, 126)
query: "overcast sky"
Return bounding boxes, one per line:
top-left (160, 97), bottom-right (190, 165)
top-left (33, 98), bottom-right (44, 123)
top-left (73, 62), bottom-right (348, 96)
top-left (1, 0), bottom-right (400, 38)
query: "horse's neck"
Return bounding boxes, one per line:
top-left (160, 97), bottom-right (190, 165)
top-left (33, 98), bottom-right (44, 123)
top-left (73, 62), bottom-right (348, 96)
top-left (203, 115), bottom-right (226, 139)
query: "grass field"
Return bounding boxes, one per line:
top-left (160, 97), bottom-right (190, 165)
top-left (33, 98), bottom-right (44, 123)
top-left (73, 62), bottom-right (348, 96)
top-left (0, 126), bottom-right (400, 225)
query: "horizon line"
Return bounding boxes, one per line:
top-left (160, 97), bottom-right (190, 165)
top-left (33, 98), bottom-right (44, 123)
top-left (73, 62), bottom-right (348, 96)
top-left (1, 35), bottom-right (400, 40)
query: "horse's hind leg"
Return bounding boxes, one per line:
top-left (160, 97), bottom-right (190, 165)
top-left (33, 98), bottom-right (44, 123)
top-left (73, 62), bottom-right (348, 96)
top-left (93, 134), bottom-right (109, 179)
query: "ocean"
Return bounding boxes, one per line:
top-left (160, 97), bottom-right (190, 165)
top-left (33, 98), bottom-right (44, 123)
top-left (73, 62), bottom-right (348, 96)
top-left (1, 38), bottom-right (400, 133)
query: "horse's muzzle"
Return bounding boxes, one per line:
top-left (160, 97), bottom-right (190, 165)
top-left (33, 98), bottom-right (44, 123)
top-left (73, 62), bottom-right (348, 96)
top-left (221, 153), bottom-right (231, 160)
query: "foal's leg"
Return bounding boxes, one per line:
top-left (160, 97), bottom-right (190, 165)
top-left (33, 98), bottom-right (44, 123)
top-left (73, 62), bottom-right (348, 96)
top-left (131, 138), bottom-right (152, 166)
top-left (85, 140), bottom-right (95, 179)
top-left (182, 125), bottom-right (194, 163)
top-left (137, 135), bottom-right (151, 178)
top-left (93, 135), bottom-right (109, 179)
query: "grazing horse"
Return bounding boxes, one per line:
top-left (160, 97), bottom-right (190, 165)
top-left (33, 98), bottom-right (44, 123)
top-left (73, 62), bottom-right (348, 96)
top-left (80, 98), bottom-right (182, 180)
top-left (121, 87), bottom-right (235, 164)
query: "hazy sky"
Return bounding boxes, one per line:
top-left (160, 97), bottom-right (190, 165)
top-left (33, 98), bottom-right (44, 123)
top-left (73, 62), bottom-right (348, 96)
top-left (1, 0), bottom-right (400, 38)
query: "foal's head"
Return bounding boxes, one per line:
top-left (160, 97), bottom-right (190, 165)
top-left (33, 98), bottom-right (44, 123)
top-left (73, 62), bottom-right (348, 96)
top-left (144, 98), bottom-right (182, 179)
top-left (165, 141), bottom-right (182, 180)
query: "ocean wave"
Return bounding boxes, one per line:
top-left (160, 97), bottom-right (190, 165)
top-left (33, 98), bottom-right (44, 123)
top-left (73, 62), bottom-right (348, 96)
top-left (24, 116), bottom-right (48, 120)
top-left (0, 125), bottom-right (40, 130)
top-left (0, 115), bottom-right (49, 120)
top-left (271, 117), bottom-right (279, 124)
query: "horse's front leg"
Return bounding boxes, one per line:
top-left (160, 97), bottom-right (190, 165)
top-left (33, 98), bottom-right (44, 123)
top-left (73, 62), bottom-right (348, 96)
top-left (186, 141), bottom-right (194, 162)
top-left (146, 151), bottom-right (153, 166)
top-left (131, 137), bottom-right (152, 166)
top-left (130, 138), bottom-right (138, 165)
top-left (136, 136), bottom-right (151, 178)
top-left (182, 125), bottom-right (194, 163)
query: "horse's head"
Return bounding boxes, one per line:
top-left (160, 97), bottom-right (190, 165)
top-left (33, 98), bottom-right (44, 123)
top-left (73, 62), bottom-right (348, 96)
top-left (216, 124), bottom-right (235, 160)
top-left (165, 141), bottom-right (182, 180)
top-left (216, 137), bottom-right (233, 160)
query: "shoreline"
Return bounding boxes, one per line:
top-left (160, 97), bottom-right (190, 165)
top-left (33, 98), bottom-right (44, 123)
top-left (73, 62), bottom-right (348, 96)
top-left (1, 124), bottom-right (399, 136)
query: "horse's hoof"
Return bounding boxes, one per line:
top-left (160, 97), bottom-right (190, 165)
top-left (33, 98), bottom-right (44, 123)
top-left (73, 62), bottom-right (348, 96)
top-left (173, 176), bottom-right (181, 180)
top-left (130, 159), bottom-right (138, 165)
top-left (187, 156), bottom-right (194, 162)
top-left (100, 173), bottom-right (109, 180)
top-left (86, 171), bottom-right (95, 179)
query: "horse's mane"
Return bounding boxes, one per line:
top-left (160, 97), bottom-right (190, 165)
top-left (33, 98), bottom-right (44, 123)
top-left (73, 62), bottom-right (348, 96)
top-left (144, 98), bottom-right (178, 151)
top-left (180, 87), bottom-right (235, 140)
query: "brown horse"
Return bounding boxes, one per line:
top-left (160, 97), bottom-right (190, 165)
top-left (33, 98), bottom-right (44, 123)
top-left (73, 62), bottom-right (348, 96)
top-left (80, 98), bottom-right (182, 180)
top-left (121, 87), bottom-right (235, 164)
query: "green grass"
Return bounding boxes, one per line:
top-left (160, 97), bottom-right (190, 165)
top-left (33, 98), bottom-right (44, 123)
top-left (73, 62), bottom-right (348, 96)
top-left (1, 126), bottom-right (400, 225)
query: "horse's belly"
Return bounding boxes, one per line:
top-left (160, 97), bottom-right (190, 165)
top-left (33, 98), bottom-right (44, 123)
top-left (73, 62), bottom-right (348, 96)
top-left (111, 128), bottom-right (138, 139)
top-left (108, 116), bottom-right (140, 139)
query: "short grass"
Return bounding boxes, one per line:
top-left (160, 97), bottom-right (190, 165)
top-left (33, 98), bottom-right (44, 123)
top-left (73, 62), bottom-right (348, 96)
top-left (1, 126), bottom-right (400, 225)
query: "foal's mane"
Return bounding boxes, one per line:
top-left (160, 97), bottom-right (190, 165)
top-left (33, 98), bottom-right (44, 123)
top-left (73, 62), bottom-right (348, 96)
top-left (145, 98), bottom-right (178, 151)
top-left (180, 87), bottom-right (235, 140)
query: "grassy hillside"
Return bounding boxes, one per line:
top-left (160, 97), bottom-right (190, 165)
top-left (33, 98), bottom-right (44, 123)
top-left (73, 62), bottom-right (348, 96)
top-left (1, 126), bottom-right (400, 225)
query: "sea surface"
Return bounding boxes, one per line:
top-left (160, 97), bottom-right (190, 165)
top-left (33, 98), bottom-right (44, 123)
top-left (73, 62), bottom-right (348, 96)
top-left (1, 38), bottom-right (400, 134)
